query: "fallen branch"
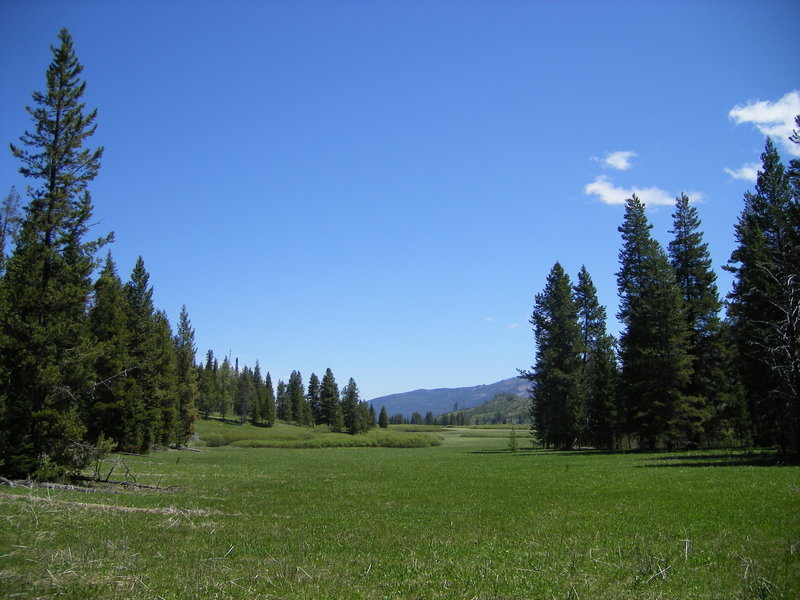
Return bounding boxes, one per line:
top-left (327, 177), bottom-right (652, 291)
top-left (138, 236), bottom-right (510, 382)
top-left (645, 565), bottom-right (672, 584)
top-left (71, 475), bottom-right (174, 491)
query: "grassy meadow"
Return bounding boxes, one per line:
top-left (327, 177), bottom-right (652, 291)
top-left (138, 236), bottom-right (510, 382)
top-left (1, 421), bottom-right (798, 599)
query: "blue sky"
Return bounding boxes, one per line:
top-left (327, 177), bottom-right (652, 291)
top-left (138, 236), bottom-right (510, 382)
top-left (1, 1), bottom-right (798, 400)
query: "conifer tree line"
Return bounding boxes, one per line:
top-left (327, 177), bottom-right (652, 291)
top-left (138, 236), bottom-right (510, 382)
top-left (196, 359), bottom-right (376, 434)
top-left (523, 131), bottom-right (800, 454)
top-left (0, 30), bottom-right (202, 478)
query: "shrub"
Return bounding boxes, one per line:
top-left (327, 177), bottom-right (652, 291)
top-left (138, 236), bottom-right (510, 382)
top-left (203, 433), bottom-right (226, 447)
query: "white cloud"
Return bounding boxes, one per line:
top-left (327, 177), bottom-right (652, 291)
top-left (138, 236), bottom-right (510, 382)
top-left (723, 162), bottom-right (760, 183)
top-left (584, 175), bottom-right (679, 206)
top-left (729, 90), bottom-right (800, 156)
top-left (603, 150), bottom-right (637, 171)
top-left (507, 322), bottom-right (520, 331)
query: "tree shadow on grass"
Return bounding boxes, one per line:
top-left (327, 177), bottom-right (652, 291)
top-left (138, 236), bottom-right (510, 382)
top-left (639, 451), bottom-right (800, 468)
top-left (467, 447), bottom-right (800, 466)
top-left (468, 448), bottom-right (541, 455)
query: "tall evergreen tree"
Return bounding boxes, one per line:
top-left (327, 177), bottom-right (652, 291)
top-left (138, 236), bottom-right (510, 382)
top-left (521, 262), bottom-right (583, 449)
top-left (276, 380), bottom-right (290, 421)
top-left (262, 372), bottom-right (276, 426)
top-left (319, 368), bottom-right (342, 430)
top-left (307, 372), bottom-right (322, 424)
top-left (250, 361), bottom-right (265, 425)
top-left (235, 366), bottom-right (254, 424)
top-left (378, 405), bottom-right (389, 428)
top-left (573, 265), bottom-right (618, 448)
top-left (152, 310), bottom-right (178, 446)
top-left (216, 355), bottom-right (235, 419)
top-left (0, 29), bottom-right (111, 477)
top-left (122, 257), bottom-right (162, 451)
top-left (86, 253), bottom-right (129, 444)
top-left (616, 195), bottom-right (691, 450)
top-left (288, 370), bottom-right (310, 425)
top-left (727, 138), bottom-right (800, 452)
top-left (174, 305), bottom-right (198, 444)
top-left (342, 377), bottom-right (365, 434)
top-left (668, 193), bottom-right (728, 444)
top-left (197, 349), bottom-right (217, 419)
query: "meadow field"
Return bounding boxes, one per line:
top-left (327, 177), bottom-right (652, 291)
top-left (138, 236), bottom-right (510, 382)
top-left (1, 422), bottom-right (798, 599)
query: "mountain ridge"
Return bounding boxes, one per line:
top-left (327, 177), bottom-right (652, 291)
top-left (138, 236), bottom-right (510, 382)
top-left (368, 377), bottom-right (529, 418)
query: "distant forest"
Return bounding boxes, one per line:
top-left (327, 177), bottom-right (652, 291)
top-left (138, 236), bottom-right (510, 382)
top-left (0, 30), bottom-right (798, 480)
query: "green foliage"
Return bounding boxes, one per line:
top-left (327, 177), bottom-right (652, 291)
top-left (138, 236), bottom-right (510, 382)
top-left (616, 196), bottom-right (691, 450)
top-left (174, 305), bottom-right (199, 444)
top-left (318, 368), bottom-right (342, 430)
top-left (306, 372), bottom-right (321, 424)
top-left (86, 254), bottom-right (129, 444)
top-left (574, 265), bottom-right (619, 448)
top-left (262, 372), bottom-right (277, 426)
top-left (195, 419), bottom-right (439, 448)
top-left (288, 370), bottom-right (311, 426)
top-left (378, 405), bottom-right (389, 428)
top-left (669, 193), bottom-right (729, 444)
top-left (522, 262), bottom-right (583, 449)
top-left (435, 392), bottom-right (529, 426)
top-left (342, 377), bottom-right (372, 434)
top-left (507, 425), bottom-right (518, 452)
top-left (0, 29), bottom-right (110, 479)
top-left (276, 379), bottom-right (289, 421)
top-left (727, 138), bottom-right (800, 453)
top-left (0, 186), bottom-right (22, 276)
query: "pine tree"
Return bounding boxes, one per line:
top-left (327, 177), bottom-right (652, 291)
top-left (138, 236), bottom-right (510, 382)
top-left (152, 310), bottom-right (178, 447)
top-left (217, 356), bottom-right (235, 419)
top-left (0, 29), bottom-right (111, 477)
top-left (262, 372), bottom-right (276, 426)
top-left (276, 380), bottom-right (289, 421)
top-left (616, 195), bottom-right (691, 450)
top-left (86, 253), bottom-right (129, 444)
top-left (342, 377), bottom-right (365, 434)
top-left (122, 257), bottom-right (162, 451)
top-left (197, 350), bottom-right (217, 419)
top-left (573, 265), bottom-right (618, 448)
top-left (727, 138), bottom-right (800, 452)
top-left (521, 262), bottom-right (583, 449)
top-left (307, 372), bottom-right (322, 424)
top-left (251, 361), bottom-right (264, 425)
top-left (174, 305), bottom-right (198, 444)
top-left (235, 366), bottom-right (254, 424)
top-left (288, 370), bottom-right (310, 425)
top-left (378, 405), bottom-right (389, 428)
top-left (368, 403), bottom-right (377, 428)
top-left (668, 194), bottom-right (728, 444)
top-left (319, 368), bottom-right (342, 430)
top-left (0, 187), bottom-right (22, 276)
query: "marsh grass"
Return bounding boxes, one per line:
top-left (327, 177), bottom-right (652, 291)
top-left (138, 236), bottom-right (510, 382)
top-left (197, 419), bottom-right (442, 448)
top-left (0, 429), bottom-right (797, 599)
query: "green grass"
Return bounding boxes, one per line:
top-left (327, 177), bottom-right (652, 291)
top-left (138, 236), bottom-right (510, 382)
top-left (0, 428), bottom-right (798, 599)
top-left (197, 418), bottom-right (442, 448)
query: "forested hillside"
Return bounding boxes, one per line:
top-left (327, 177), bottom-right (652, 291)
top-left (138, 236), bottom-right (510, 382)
top-left (368, 377), bottom-right (528, 420)
top-left (434, 393), bottom-right (529, 426)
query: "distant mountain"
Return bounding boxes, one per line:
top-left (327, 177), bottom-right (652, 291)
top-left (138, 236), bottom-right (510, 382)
top-left (368, 377), bottom-right (529, 418)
